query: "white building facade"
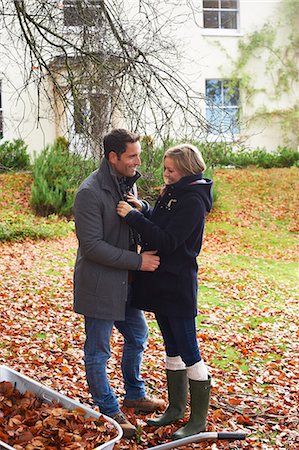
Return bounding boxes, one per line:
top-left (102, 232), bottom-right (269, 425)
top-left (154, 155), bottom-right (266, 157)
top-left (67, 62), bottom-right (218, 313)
top-left (0, 0), bottom-right (297, 155)
top-left (188, 0), bottom-right (298, 150)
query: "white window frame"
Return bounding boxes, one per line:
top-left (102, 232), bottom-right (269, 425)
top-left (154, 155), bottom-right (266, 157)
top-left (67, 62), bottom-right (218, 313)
top-left (202, 0), bottom-right (241, 36)
top-left (205, 78), bottom-right (240, 139)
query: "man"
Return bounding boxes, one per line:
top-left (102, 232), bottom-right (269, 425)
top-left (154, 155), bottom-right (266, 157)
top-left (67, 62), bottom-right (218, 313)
top-left (73, 129), bottom-right (164, 438)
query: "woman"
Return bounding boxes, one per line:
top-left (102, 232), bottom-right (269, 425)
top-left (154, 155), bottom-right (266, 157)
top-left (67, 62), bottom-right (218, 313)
top-left (116, 143), bottom-right (213, 440)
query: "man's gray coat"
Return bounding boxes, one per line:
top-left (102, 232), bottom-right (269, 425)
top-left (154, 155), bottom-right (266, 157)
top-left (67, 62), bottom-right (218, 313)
top-left (73, 158), bottom-right (142, 321)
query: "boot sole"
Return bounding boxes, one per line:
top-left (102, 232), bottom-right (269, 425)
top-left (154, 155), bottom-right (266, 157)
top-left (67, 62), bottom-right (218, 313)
top-left (147, 415), bottom-right (185, 427)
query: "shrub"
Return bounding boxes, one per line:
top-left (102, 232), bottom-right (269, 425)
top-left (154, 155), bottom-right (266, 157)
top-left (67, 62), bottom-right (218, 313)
top-left (0, 139), bottom-right (31, 172)
top-left (139, 137), bottom-right (164, 203)
top-left (271, 146), bottom-right (299, 168)
top-left (198, 142), bottom-right (233, 168)
top-left (251, 149), bottom-right (276, 168)
top-left (195, 142), bottom-right (298, 168)
top-left (31, 138), bottom-right (98, 217)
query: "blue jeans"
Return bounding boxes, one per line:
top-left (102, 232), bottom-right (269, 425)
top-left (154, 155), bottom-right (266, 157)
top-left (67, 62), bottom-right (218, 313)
top-left (155, 313), bottom-right (201, 367)
top-left (84, 290), bottom-right (148, 417)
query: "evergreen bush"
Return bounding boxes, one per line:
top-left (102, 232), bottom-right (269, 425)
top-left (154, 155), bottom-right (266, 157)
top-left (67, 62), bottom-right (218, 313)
top-left (139, 137), bottom-right (164, 203)
top-left (0, 139), bottom-right (31, 172)
top-left (31, 138), bottom-right (97, 217)
top-left (195, 143), bottom-right (298, 168)
top-left (268, 146), bottom-right (298, 168)
top-left (198, 142), bottom-right (233, 167)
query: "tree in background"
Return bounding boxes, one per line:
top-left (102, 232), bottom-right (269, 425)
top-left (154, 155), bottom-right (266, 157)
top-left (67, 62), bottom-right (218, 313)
top-left (0, 0), bottom-right (219, 156)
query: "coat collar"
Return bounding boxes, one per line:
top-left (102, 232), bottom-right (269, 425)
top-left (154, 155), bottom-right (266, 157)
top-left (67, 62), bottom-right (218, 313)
top-left (163, 173), bottom-right (203, 193)
top-left (97, 158), bottom-right (118, 193)
top-left (97, 158), bottom-right (141, 198)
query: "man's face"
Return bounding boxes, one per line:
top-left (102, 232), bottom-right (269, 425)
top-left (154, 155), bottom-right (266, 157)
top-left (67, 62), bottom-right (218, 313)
top-left (109, 141), bottom-right (142, 178)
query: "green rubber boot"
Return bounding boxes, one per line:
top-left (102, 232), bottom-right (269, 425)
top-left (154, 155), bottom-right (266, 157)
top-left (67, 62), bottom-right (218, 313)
top-left (147, 369), bottom-right (188, 427)
top-left (172, 376), bottom-right (212, 440)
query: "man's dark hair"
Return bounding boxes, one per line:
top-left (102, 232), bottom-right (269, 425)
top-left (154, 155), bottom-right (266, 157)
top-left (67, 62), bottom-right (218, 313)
top-left (103, 129), bottom-right (140, 159)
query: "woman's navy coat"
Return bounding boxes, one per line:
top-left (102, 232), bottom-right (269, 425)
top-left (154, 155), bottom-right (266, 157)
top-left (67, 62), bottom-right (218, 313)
top-left (125, 174), bottom-right (213, 318)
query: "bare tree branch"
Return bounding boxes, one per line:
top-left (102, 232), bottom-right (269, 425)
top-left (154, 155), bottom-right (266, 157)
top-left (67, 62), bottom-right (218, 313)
top-left (0, 0), bottom-right (237, 156)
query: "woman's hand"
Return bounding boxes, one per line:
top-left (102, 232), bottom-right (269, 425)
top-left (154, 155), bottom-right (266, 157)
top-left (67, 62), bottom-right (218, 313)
top-left (116, 201), bottom-right (133, 217)
top-left (126, 192), bottom-right (143, 211)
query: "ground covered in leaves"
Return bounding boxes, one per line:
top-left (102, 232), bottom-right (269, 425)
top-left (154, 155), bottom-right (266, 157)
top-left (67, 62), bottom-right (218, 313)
top-left (0, 168), bottom-right (298, 449)
top-left (0, 381), bottom-right (117, 449)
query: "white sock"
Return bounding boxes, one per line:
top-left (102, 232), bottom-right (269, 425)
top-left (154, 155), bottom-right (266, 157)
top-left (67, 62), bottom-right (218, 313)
top-left (165, 355), bottom-right (186, 371)
top-left (186, 360), bottom-right (208, 381)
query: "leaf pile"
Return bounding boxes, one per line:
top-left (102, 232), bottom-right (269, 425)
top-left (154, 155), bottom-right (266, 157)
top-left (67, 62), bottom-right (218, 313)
top-left (0, 381), bottom-right (118, 449)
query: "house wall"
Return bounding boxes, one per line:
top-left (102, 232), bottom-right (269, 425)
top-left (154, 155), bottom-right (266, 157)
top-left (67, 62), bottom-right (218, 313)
top-left (171, 0), bottom-right (297, 150)
top-left (0, 29), bottom-right (57, 157)
top-left (0, 0), bottom-right (297, 155)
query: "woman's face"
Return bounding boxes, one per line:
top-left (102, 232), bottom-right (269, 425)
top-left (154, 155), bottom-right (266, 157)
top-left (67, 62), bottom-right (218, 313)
top-left (163, 156), bottom-right (184, 185)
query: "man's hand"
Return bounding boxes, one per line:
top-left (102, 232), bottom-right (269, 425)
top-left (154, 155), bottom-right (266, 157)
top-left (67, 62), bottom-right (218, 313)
top-left (140, 250), bottom-right (160, 271)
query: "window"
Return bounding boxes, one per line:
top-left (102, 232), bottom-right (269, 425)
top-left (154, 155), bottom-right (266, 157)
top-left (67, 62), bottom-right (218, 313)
top-left (205, 79), bottom-right (240, 135)
top-left (63, 0), bottom-right (102, 27)
top-left (203, 0), bottom-right (238, 29)
top-left (0, 81), bottom-right (3, 139)
top-left (73, 91), bottom-right (110, 138)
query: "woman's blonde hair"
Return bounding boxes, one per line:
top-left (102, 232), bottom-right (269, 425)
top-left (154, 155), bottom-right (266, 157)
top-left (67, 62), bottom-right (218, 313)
top-left (164, 143), bottom-right (206, 175)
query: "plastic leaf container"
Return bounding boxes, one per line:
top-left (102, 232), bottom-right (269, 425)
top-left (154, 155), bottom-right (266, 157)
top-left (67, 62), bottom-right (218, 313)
top-left (0, 365), bottom-right (123, 450)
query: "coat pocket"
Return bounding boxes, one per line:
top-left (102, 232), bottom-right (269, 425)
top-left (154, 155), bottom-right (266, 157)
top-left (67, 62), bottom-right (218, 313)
top-left (74, 259), bottom-right (101, 295)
